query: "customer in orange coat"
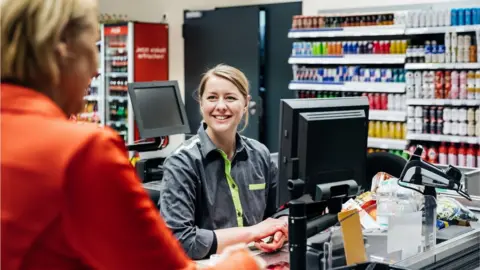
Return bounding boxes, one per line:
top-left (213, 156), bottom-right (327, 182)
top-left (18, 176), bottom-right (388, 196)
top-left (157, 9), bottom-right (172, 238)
top-left (0, 0), bottom-right (281, 269)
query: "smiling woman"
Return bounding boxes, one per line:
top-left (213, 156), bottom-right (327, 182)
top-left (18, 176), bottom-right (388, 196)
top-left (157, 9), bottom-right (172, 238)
top-left (159, 64), bottom-right (289, 260)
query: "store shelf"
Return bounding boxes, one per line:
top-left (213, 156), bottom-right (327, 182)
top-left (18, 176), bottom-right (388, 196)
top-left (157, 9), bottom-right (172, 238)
top-left (406, 99), bottom-right (480, 106)
top-left (108, 96), bottom-right (129, 102)
top-left (289, 54), bottom-right (406, 65)
top-left (368, 138), bottom-right (408, 150)
top-left (405, 63), bottom-right (480, 70)
top-left (108, 120), bottom-right (128, 127)
top-left (289, 81), bottom-right (405, 93)
top-left (84, 95), bottom-right (100, 101)
top-left (288, 25), bottom-right (406, 38)
top-left (106, 72), bottom-right (128, 77)
top-left (405, 25), bottom-right (480, 35)
top-left (369, 110), bottom-right (406, 122)
top-left (79, 112), bottom-right (96, 118)
top-left (407, 133), bottom-right (479, 144)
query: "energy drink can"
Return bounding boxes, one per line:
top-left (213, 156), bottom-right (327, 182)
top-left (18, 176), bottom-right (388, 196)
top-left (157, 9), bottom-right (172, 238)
top-left (473, 8), bottom-right (480, 25)
top-left (431, 43), bottom-right (438, 63)
top-left (458, 8), bottom-right (465, 25)
top-left (373, 94), bottom-right (380, 110)
top-left (430, 107), bottom-right (437, 122)
top-left (444, 32), bottom-right (451, 51)
top-left (415, 106), bottom-right (423, 118)
top-left (415, 118), bottom-right (423, 133)
top-left (406, 85), bottom-right (415, 98)
top-left (317, 68), bottom-right (324, 82)
top-left (438, 45), bottom-right (445, 63)
top-left (436, 107), bottom-right (444, 121)
top-left (443, 107), bottom-right (451, 122)
top-left (406, 71), bottom-right (415, 86)
top-left (374, 68), bottom-right (382, 83)
top-left (380, 94), bottom-right (388, 110)
top-left (415, 84), bottom-right (422, 98)
top-left (414, 71), bottom-right (422, 85)
top-left (352, 41), bottom-right (359, 54)
top-left (424, 41), bottom-right (432, 63)
top-left (451, 9), bottom-right (458, 26)
top-left (465, 8), bottom-right (472, 25)
top-left (390, 95), bottom-right (397, 111)
top-left (436, 120), bottom-right (443, 134)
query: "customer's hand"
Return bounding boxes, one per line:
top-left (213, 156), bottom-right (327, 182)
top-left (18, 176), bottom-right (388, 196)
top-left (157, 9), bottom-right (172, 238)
top-left (253, 216), bottom-right (288, 253)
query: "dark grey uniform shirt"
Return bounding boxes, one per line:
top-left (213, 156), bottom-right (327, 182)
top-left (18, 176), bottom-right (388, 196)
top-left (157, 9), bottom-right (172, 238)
top-left (159, 123), bottom-right (279, 260)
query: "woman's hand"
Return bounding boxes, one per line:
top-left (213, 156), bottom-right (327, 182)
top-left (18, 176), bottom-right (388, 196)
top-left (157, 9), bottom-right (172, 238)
top-left (208, 244), bottom-right (266, 270)
top-left (254, 216), bottom-right (288, 252)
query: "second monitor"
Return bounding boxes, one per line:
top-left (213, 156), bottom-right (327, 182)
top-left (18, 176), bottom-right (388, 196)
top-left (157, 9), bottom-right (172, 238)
top-left (277, 97), bottom-right (370, 208)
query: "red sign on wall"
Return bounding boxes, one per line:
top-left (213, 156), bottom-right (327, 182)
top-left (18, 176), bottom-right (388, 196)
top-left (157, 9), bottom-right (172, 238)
top-left (133, 23), bottom-right (169, 141)
top-left (133, 23), bottom-right (169, 82)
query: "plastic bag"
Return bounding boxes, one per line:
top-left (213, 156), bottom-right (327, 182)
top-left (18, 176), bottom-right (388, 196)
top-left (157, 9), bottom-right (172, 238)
top-left (437, 196), bottom-right (479, 224)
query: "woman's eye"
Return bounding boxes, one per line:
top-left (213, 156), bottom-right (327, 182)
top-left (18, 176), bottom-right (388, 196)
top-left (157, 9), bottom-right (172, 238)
top-left (226, 96), bottom-right (237, 100)
top-left (207, 96), bottom-right (217, 100)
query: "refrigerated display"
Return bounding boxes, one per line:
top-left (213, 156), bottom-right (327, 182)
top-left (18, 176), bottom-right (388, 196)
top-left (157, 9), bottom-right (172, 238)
top-left (102, 22), bottom-right (169, 144)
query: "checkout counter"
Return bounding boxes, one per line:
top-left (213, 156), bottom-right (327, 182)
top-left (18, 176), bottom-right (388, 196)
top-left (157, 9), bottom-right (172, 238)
top-left (127, 84), bottom-right (480, 270)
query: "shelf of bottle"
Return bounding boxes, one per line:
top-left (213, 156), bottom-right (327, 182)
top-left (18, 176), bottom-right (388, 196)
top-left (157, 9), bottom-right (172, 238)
top-left (406, 99), bottom-right (480, 106)
top-left (108, 96), bottom-right (129, 102)
top-left (289, 81), bottom-right (405, 93)
top-left (108, 120), bottom-right (127, 127)
top-left (369, 110), bottom-right (406, 122)
top-left (288, 24), bottom-right (480, 39)
top-left (106, 72), bottom-right (128, 77)
top-left (407, 133), bottom-right (479, 144)
top-left (288, 25), bottom-right (406, 38)
top-left (405, 63), bottom-right (480, 70)
top-left (106, 56), bottom-right (128, 61)
top-left (405, 24), bottom-right (480, 35)
top-left (288, 54), bottom-right (406, 65)
top-left (368, 137), bottom-right (408, 150)
top-left (79, 112), bottom-right (97, 118)
top-left (84, 95), bottom-right (100, 101)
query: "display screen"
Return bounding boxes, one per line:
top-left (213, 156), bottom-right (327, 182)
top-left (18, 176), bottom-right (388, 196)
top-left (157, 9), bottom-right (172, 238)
top-left (134, 86), bottom-right (183, 130)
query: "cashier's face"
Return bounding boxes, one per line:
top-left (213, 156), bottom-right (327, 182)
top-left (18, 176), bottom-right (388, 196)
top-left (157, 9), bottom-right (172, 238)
top-left (200, 75), bottom-right (248, 135)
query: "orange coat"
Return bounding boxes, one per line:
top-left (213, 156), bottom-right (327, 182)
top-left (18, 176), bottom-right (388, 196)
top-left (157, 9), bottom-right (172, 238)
top-left (1, 83), bottom-right (258, 270)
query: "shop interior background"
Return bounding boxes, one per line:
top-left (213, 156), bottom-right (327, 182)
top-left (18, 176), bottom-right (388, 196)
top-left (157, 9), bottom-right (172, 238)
top-left (98, 0), bottom-right (479, 156)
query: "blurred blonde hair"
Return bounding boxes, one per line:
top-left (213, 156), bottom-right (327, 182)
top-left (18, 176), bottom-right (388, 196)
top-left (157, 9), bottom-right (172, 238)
top-left (1, 0), bottom-right (98, 89)
top-left (198, 64), bottom-right (250, 132)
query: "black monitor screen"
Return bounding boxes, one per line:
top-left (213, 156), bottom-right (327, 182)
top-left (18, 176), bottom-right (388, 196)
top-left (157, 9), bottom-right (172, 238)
top-left (135, 86), bottom-right (183, 129)
top-left (128, 81), bottom-right (190, 139)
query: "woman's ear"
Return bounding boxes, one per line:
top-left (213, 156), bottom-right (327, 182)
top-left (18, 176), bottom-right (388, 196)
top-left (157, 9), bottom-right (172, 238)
top-left (245, 95), bottom-right (252, 111)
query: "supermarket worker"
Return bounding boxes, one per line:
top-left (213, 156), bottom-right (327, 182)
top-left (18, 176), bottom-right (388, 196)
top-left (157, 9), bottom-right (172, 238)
top-left (0, 0), bottom-right (265, 269)
top-left (160, 64), bottom-right (289, 260)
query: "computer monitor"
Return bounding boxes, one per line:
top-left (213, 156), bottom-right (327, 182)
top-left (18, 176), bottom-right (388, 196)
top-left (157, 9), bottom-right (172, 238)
top-left (276, 97), bottom-right (370, 208)
top-left (128, 81), bottom-right (190, 139)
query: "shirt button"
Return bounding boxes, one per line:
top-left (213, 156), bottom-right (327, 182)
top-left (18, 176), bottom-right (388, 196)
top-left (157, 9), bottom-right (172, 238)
top-left (231, 183), bottom-right (236, 189)
top-left (237, 212), bottom-right (242, 217)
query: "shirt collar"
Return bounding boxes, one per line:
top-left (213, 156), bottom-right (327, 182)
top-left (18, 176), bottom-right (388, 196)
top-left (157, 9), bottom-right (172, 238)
top-left (197, 122), bottom-right (247, 159)
top-left (1, 83), bottom-right (67, 119)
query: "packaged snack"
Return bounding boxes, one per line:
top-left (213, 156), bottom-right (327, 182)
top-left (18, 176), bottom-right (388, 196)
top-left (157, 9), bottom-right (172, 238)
top-left (437, 196), bottom-right (479, 224)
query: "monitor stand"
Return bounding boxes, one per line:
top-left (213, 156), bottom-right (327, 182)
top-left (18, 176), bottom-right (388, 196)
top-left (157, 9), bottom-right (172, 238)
top-left (288, 181), bottom-right (358, 270)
